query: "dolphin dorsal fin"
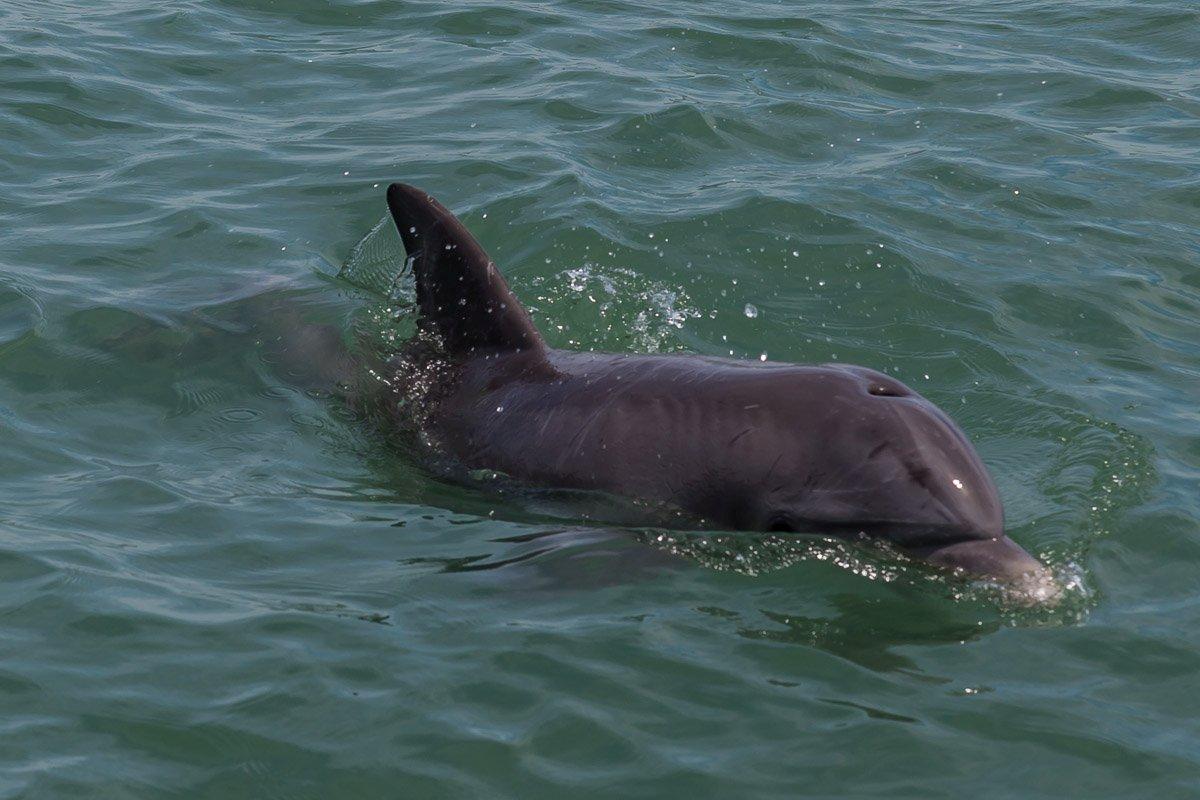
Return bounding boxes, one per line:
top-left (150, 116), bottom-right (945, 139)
top-left (386, 183), bottom-right (546, 358)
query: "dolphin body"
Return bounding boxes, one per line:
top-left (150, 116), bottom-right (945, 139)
top-left (381, 183), bottom-right (1046, 581)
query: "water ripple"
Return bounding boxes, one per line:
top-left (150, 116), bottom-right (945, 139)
top-left (2, 0), bottom-right (1199, 796)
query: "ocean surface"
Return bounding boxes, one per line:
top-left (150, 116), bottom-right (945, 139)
top-left (2, 1), bottom-right (1198, 797)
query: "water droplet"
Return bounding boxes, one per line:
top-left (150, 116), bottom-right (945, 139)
top-left (743, 303), bottom-right (759, 319)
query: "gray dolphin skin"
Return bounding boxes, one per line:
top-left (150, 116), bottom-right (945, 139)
top-left (383, 183), bottom-right (1047, 582)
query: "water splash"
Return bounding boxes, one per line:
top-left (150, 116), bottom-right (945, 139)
top-left (529, 264), bottom-right (701, 353)
top-left (640, 530), bottom-right (904, 583)
top-left (338, 215), bottom-right (407, 299)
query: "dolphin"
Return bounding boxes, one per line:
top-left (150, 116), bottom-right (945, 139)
top-left (380, 183), bottom-right (1047, 582)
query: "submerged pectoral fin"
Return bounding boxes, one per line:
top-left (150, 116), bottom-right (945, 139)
top-left (385, 183), bottom-right (546, 358)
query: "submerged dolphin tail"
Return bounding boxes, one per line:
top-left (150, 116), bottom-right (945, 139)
top-left (385, 183), bottom-right (545, 357)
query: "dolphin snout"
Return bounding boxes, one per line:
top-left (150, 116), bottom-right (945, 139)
top-left (915, 535), bottom-right (1061, 604)
top-left (915, 535), bottom-right (1047, 581)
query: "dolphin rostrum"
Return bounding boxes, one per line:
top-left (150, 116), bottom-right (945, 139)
top-left (381, 183), bottom-right (1047, 582)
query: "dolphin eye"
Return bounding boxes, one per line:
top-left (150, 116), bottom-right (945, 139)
top-left (767, 516), bottom-right (795, 533)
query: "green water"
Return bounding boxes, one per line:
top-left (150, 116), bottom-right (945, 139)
top-left (2, 1), bottom-right (1199, 796)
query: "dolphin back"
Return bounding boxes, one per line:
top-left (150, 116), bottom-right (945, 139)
top-left (385, 183), bottom-right (545, 358)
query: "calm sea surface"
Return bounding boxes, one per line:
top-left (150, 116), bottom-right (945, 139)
top-left (2, 1), bottom-right (1198, 797)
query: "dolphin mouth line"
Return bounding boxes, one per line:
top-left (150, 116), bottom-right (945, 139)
top-left (782, 517), bottom-right (997, 550)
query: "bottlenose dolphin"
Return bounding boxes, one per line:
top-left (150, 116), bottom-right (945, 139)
top-left (381, 183), bottom-right (1047, 582)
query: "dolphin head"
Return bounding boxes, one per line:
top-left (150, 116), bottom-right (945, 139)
top-left (763, 366), bottom-right (1046, 582)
